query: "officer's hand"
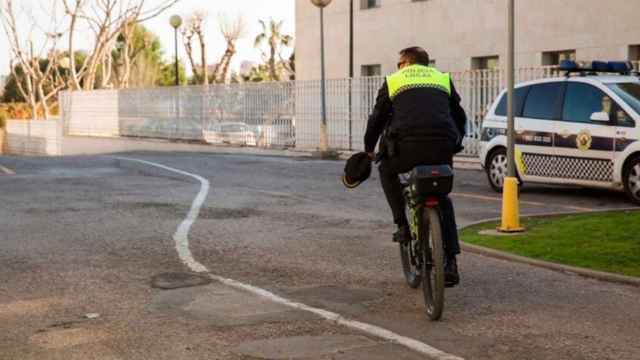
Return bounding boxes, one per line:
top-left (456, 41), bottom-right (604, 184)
top-left (367, 152), bottom-right (375, 161)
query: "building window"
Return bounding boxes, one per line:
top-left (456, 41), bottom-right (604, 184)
top-left (542, 50), bottom-right (576, 66)
top-left (472, 56), bottom-right (499, 70)
top-left (361, 64), bottom-right (382, 77)
top-left (360, 0), bottom-right (380, 10)
top-left (630, 45), bottom-right (640, 70)
top-left (630, 45), bottom-right (640, 60)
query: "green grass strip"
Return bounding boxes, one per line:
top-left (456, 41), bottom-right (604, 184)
top-left (460, 211), bottom-right (640, 277)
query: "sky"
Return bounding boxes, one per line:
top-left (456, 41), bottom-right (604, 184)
top-left (0, 0), bottom-right (295, 76)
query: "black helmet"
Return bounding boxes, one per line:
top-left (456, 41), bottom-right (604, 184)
top-left (342, 152), bottom-right (372, 189)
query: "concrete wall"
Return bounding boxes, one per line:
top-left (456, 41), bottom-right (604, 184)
top-left (63, 90), bottom-right (120, 137)
top-left (6, 119), bottom-right (62, 156)
top-left (296, 0), bottom-right (640, 80)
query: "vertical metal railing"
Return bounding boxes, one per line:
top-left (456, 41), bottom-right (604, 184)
top-left (59, 67), bottom-right (564, 156)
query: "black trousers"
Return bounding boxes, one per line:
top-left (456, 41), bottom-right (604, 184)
top-left (378, 139), bottom-right (461, 257)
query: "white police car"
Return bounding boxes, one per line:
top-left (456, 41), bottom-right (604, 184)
top-left (479, 61), bottom-right (640, 204)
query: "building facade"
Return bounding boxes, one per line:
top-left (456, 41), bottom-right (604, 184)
top-left (296, 0), bottom-right (640, 80)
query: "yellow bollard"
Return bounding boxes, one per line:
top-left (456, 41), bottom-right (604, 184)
top-left (499, 177), bottom-right (525, 232)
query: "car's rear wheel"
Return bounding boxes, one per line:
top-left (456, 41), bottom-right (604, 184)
top-left (623, 156), bottom-right (640, 205)
top-left (486, 148), bottom-right (508, 192)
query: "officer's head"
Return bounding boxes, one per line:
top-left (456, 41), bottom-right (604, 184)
top-left (398, 47), bottom-right (430, 69)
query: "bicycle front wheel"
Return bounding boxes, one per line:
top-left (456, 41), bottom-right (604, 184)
top-left (421, 207), bottom-right (445, 321)
top-left (400, 205), bottom-right (422, 289)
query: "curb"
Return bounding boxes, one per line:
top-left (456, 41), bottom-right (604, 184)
top-left (459, 208), bottom-right (640, 287)
top-left (62, 135), bottom-right (314, 159)
top-left (62, 135), bottom-right (484, 171)
top-left (337, 150), bottom-right (481, 170)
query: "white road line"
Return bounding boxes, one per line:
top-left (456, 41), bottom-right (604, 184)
top-left (118, 156), bottom-right (464, 360)
top-left (115, 157), bottom-right (208, 273)
top-left (0, 165), bottom-right (15, 175)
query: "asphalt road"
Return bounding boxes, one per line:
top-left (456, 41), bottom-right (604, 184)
top-left (1, 152), bottom-right (639, 360)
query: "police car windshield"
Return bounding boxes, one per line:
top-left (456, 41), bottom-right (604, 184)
top-left (607, 83), bottom-right (640, 116)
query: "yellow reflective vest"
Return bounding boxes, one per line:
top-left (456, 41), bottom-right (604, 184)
top-left (386, 64), bottom-right (451, 100)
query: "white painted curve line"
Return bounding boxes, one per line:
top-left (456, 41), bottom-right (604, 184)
top-left (0, 165), bottom-right (15, 175)
top-left (211, 274), bottom-right (464, 360)
top-left (119, 156), bottom-right (464, 360)
top-left (115, 157), bottom-right (209, 273)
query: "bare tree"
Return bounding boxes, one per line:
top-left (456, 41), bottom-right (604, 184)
top-left (181, 16), bottom-right (198, 83)
top-left (62, 0), bottom-right (178, 90)
top-left (181, 10), bottom-right (208, 85)
top-left (0, 0), bottom-right (67, 119)
top-left (213, 14), bottom-right (245, 84)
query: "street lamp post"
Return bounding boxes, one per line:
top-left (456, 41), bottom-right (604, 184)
top-left (169, 15), bottom-right (183, 86)
top-left (348, 0), bottom-right (354, 151)
top-left (169, 15), bottom-right (183, 140)
top-left (311, 0), bottom-right (332, 153)
top-left (499, 0), bottom-right (523, 232)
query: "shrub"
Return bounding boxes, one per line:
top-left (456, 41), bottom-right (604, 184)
top-left (0, 102), bottom-right (41, 119)
top-left (0, 102), bottom-right (60, 120)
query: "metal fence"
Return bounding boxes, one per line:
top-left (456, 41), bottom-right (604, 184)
top-left (60, 67), bottom-right (564, 156)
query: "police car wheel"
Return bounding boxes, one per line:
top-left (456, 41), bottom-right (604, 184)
top-left (623, 156), bottom-right (640, 205)
top-left (486, 148), bottom-right (508, 192)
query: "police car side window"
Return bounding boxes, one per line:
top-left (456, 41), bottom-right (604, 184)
top-left (494, 86), bottom-right (530, 117)
top-left (612, 103), bottom-right (635, 128)
top-left (563, 83), bottom-right (610, 124)
top-left (522, 82), bottom-right (564, 120)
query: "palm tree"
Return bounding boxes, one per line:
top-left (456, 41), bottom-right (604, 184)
top-left (254, 19), bottom-right (293, 81)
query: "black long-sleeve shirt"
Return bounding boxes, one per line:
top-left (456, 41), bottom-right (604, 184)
top-left (363, 79), bottom-right (467, 153)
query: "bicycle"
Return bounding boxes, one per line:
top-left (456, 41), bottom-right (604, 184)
top-left (398, 164), bottom-right (454, 321)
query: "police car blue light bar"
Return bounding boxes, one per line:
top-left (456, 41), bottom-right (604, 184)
top-left (560, 60), bottom-right (635, 75)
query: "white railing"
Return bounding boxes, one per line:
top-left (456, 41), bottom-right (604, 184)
top-left (60, 67), bottom-right (561, 156)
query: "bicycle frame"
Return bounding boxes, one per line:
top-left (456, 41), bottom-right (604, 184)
top-left (407, 196), bottom-right (441, 240)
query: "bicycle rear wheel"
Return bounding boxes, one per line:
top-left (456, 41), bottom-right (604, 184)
top-left (421, 207), bottom-right (445, 321)
top-left (400, 205), bottom-right (422, 289)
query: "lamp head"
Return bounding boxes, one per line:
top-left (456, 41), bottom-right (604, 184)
top-left (169, 15), bottom-right (182, 29)
top-left (310, 0), bottom-right (332, 8)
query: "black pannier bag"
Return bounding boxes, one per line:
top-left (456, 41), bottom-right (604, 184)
top-left (410, 165), bottom-right (454, 197)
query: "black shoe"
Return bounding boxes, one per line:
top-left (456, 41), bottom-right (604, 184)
top-left (445, 256), bottom-right (460, 288)
top-left (393, 225), bottom-right (411, 244)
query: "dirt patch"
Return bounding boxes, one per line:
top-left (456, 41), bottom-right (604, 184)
top-left (30, 328), bottom-right (110, 350)
top-left (111, 202), bottom-right (185, 211)
top-left (151, 272), bottom-right (212, 290)
top-left (0, 298), bottom-right (63, 317)
top-left (285, 285), bottom-right (381, 305)
top-left (198, 207), bottom-right (262, 220)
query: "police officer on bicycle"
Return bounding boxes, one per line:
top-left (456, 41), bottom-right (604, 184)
top-left (364, 47), bottom-right (467, 287)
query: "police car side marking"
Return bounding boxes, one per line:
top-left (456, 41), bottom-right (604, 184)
top-left (483, 127), bottom-right (636, 152)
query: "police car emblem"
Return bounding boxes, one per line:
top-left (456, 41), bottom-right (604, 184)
top-left (576, 130), bottom-right (592, 151)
